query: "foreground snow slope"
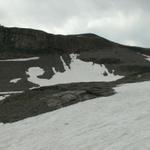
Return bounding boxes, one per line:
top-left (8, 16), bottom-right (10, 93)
top-left (0, 81), bottom-right (150, 150)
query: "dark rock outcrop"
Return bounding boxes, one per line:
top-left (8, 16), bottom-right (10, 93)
top-left (0, 82), bottom-right (115, 123)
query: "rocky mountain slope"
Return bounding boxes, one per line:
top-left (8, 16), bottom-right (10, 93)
top-left (0, 26), bottom-right (150, 123)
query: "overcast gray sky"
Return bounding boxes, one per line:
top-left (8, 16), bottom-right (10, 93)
top-left (0, 0), bottom-right (150, 47)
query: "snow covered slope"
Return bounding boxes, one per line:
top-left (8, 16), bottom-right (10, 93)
top-left (1, 81), bottom-right (150, 150)
top-left (26, 54), bottom-right (123, 87)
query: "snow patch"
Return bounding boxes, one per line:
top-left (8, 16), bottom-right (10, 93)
top-left (26, 54), bottom-right (123, 87)
top-left (0, 91), bottom-right (23, 95)
top-left (26, 67), bottom-right (45, 77)
top-left (0, 57), bottom-right (39, 62)
top-left (142, 54), bottom-right (150, 61)
top-left (10, 78), bottom-right (22, 84)
top-left (0, 95), bottom-right (9, 101)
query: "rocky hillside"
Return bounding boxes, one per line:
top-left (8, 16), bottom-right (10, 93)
top-left (0, 26), bottom-right (150, 123)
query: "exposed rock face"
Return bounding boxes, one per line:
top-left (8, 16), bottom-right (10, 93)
top-left (0, 26), bottom-right (115, 54)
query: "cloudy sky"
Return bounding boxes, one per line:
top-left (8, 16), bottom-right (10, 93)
top-left (0, 0), bottom-right (150, 47)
